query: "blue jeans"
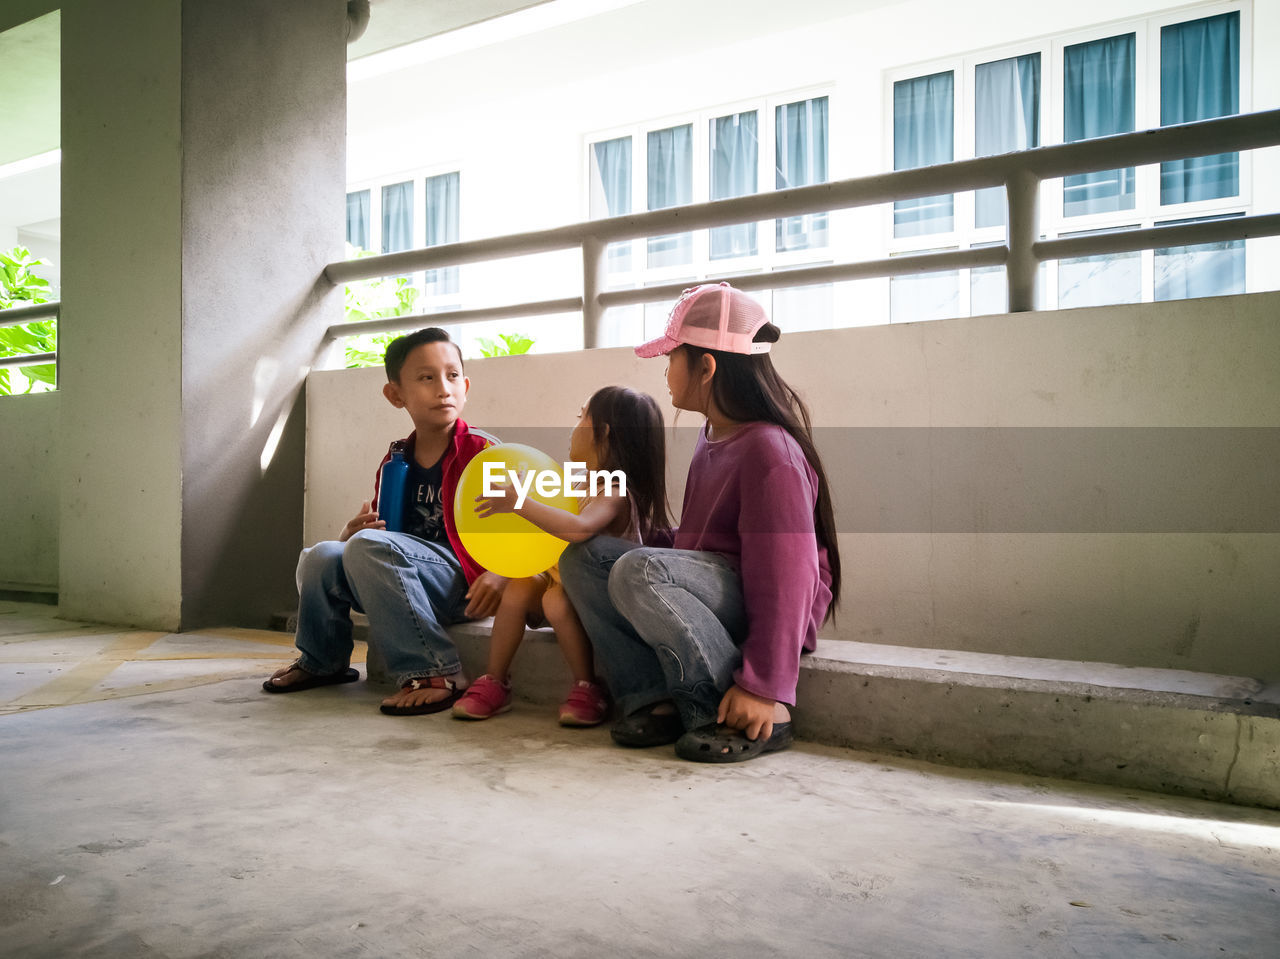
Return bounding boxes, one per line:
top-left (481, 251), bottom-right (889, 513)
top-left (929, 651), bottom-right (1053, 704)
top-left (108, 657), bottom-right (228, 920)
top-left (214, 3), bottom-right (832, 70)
top-left (558, 537), bottom-right (746, 731)
top-left (294, 529), bottom-right (470, 688)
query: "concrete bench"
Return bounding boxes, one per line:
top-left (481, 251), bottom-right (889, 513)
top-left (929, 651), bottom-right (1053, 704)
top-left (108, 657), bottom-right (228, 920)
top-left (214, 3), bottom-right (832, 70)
top-left (286, 612), bottom-right (1280, 810)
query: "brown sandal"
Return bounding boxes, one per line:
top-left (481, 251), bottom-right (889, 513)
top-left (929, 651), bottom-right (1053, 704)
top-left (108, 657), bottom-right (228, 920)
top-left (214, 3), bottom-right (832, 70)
top-left (379, 675), bottom-right (465, 715)
top-left (262, 660), bottom-right (359, 694)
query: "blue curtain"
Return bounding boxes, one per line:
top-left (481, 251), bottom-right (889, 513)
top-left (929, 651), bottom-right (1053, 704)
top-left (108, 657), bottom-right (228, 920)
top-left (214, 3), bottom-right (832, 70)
top-left (894, 71), bottom-right (954, 237)
top-left (647, 124), bottom-right (693, 267)
top-left (424, 172), bottom-right (459, 295)
top-left (592, 137), bottom-right (633, 270)
top-left (776, 96), bottom-right (829, 251)
top-left (381, 180), bottom-right (413, 253)
top-left (1063, 34), bottom-right (1136, 216)
top-left (346, 190), bottom-right (370, 251)
top-left (975, 54), bottom-right (1040, 228)
top-left (709, 111), bottom-right (758, 259)
top-left (1161, 12), bottom-right (1239, 204)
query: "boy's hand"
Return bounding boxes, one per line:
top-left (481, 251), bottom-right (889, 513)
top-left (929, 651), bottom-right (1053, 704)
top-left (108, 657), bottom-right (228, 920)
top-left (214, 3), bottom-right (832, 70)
top-left (474, 480), bottom-right (519, 517)
top-left (464, 571), bottom-right (508, 619)
top-left (717, 684), bottom-right (778, 742)
top-left (339, 501), bottom-right (385, 542)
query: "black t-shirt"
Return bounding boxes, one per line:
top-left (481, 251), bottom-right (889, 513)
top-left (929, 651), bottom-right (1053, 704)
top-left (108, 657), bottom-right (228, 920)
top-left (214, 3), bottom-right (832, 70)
top-left (402, 451), bottom-right (449, 544)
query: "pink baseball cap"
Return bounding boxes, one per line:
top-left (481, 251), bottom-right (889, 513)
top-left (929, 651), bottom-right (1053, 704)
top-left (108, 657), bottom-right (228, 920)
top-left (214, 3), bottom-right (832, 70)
top-left (635, 283), bottom-right (772, 358)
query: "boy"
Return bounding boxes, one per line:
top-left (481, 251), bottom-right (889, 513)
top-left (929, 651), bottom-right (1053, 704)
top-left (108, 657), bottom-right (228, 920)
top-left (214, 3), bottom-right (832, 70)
top-left (263, 328), bottom-right (505, 714)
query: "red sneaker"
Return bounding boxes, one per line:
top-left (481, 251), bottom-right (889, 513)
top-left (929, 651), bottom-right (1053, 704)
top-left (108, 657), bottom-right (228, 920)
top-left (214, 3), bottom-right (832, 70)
top-left (451, 674), bottom-right (512, 720)
top-left (559, 680), bottom-right (609, 727)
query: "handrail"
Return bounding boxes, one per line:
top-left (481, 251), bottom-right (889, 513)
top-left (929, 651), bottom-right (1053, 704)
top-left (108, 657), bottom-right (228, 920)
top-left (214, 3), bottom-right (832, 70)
top-left (0, 351), bottom-right (56, 370)
top-left (323, 108), bottom-right (1280, 345)
top-left (3, 110), bottom-right (1278, 376)
top-left (0, 302), bottom-right (59, 375)
top-left (0, 301), bottom-right (59, 328)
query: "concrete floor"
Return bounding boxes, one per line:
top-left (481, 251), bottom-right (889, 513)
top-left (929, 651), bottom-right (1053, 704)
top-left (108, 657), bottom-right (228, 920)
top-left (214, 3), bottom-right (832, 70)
top-left (2, 601), bottom-right (1279, 959)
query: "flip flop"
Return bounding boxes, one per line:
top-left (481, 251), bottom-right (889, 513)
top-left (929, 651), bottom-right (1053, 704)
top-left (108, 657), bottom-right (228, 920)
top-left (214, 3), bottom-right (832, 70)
top-left (610, 702), bottom-right (684, 747)
top-left (675, 722), bottom-right (794, 763)
top-left (262, 662), bottom-right (359, 694)
top-left (380, 676), bottom-right (464, 716)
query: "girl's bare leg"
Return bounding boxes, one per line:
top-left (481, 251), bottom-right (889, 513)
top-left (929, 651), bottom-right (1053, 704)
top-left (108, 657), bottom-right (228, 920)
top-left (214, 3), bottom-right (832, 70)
top-left (542, 584), bottom-right (595, 683)
top-left (485, 576), bottom-right (545, 681)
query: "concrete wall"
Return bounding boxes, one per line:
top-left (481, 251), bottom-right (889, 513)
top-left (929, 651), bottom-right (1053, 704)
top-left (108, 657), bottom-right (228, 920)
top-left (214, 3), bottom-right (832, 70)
top-left (60, 0), bottom-right (185, 627)
top-left (176, 0), bottom-right (347, 628)
top-left (0, 391), bottom-right (58, 590)
top-left (56, 0), bottom-right (346, 630)
top-left (305, 291), bottom-right (1280, 681)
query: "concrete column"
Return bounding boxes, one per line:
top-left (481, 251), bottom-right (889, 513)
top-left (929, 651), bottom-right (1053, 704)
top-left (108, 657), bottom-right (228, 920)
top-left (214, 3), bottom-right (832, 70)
top-left (60, 0), bottom-right (346, 629)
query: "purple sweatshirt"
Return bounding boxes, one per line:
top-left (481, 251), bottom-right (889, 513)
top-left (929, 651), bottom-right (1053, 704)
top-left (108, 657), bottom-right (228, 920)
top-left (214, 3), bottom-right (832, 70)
top-left (673, 422), bottom-right (833, 705)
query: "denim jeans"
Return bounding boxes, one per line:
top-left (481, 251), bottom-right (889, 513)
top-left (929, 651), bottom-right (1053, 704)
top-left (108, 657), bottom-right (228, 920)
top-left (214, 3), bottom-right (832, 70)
top-left (558, 537), bottom-right (746, 731)
top-left (294, 529), bottom-right (470, 688)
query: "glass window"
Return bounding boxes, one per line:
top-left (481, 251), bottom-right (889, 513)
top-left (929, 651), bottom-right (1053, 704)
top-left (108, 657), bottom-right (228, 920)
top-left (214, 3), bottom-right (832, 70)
top-left (647, 124), bottom-right (693, 268)
top-left (346, 190), bottom-right (370, 252)
top-left (891, 249), bottom-right (960, 322)
top-left (381, 180), bottom-right (414, 254)
top-left (1057, 226), bottom-right (1142, 308)
top-left (709, 111), bottom-right (758, 260)
top-left (1160, 12), bottom-right (1240, 204)
top-left (893, 71), bottom-right (954, 237)
top-left (772, 282), bottom-right (833, 332)
top-left (1154, 215), bottom-right (1245, 301)
top-left (590, 136), bottom-right (633, 271)
top-left (974, 54), bottom-right (1040, 228)
top-left (775, 96), bottom-right (829, 251)
top-left (1063, 34), bottom-right (1136, 217)
top-left (424, 172), bottom-right (459, 296)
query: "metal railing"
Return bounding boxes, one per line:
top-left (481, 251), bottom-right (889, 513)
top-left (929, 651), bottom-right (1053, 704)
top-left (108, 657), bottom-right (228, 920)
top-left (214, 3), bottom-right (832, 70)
top-left (324, 108), bottom-right (1280, 349)
top-left (0, 301), bottom-right (58, 371)
top-left (3, 109), bottom-right (1278, 375)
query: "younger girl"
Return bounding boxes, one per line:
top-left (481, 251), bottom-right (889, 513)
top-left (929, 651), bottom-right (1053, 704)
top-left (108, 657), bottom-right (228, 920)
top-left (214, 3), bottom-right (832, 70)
top-left (451, 386), bottom-right (669, 725)
top-left (557, 283), bottom-right (840, 762)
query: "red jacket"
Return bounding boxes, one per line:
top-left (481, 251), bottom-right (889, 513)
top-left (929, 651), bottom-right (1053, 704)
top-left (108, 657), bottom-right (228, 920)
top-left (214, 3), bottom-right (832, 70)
top-left (371, 418), bottom-right (498, 585)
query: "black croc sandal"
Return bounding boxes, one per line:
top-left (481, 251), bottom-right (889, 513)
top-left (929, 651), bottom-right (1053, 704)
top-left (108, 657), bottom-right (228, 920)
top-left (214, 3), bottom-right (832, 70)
top-left (262, 661), bottom-right (359, 694)
top-left (610, 702), bottom-right (685, 748)
top-left (675, 722), bottom-right (794, 763)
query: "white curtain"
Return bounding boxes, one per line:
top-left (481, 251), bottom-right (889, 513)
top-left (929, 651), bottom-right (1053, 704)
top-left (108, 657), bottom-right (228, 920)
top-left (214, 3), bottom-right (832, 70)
top-left (591, 137), bottom-right (632, 270)
top-left (776, 97), bottom-right (829, 251)
top-left (974, 54), bottom-right (1040, 228)
top-left (709, 111), bottom-right (758, 260)
top-left (381, 180), bottom-right (413, 253)
top-left (647, 124), bottom-right (693, 267)
top-left (424, 172), bottom-right (459, 295)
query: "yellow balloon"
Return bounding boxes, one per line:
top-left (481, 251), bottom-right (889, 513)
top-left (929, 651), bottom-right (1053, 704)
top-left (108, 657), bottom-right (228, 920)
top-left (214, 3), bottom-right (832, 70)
top-left (454, 444), bottom-right (579, 578)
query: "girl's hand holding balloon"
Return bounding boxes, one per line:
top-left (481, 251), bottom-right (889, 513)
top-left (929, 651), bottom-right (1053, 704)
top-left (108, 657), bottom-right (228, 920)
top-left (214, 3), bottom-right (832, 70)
top-left (474, 472), bottom-right (523, 517)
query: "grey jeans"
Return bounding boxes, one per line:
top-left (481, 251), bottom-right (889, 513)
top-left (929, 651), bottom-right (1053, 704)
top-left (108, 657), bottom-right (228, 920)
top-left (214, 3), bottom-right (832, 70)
top-left (557, 537), bottom-right (746, 731)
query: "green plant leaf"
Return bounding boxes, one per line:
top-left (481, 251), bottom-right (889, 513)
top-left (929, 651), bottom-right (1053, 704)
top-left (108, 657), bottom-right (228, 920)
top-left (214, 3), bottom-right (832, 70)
top-left (0, 246), bottom-right (58, 396)
top-left (23, 363), bottom-right (56, 387)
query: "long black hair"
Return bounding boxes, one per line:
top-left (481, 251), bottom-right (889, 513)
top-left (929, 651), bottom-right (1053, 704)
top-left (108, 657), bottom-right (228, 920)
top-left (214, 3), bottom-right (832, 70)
top-left (584, 385), bottom-right (671, 543)
top-left (676, 324), bottom-right (841, 614)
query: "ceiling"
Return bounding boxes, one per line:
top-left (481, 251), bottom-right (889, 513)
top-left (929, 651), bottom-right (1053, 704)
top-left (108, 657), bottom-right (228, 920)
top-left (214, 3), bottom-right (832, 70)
top-left (0, 10), bottom-right (59, 169)
top-left (347, 0), bottom-right (550, 61)
top-left (0, 1), bottom-right (548, 170)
